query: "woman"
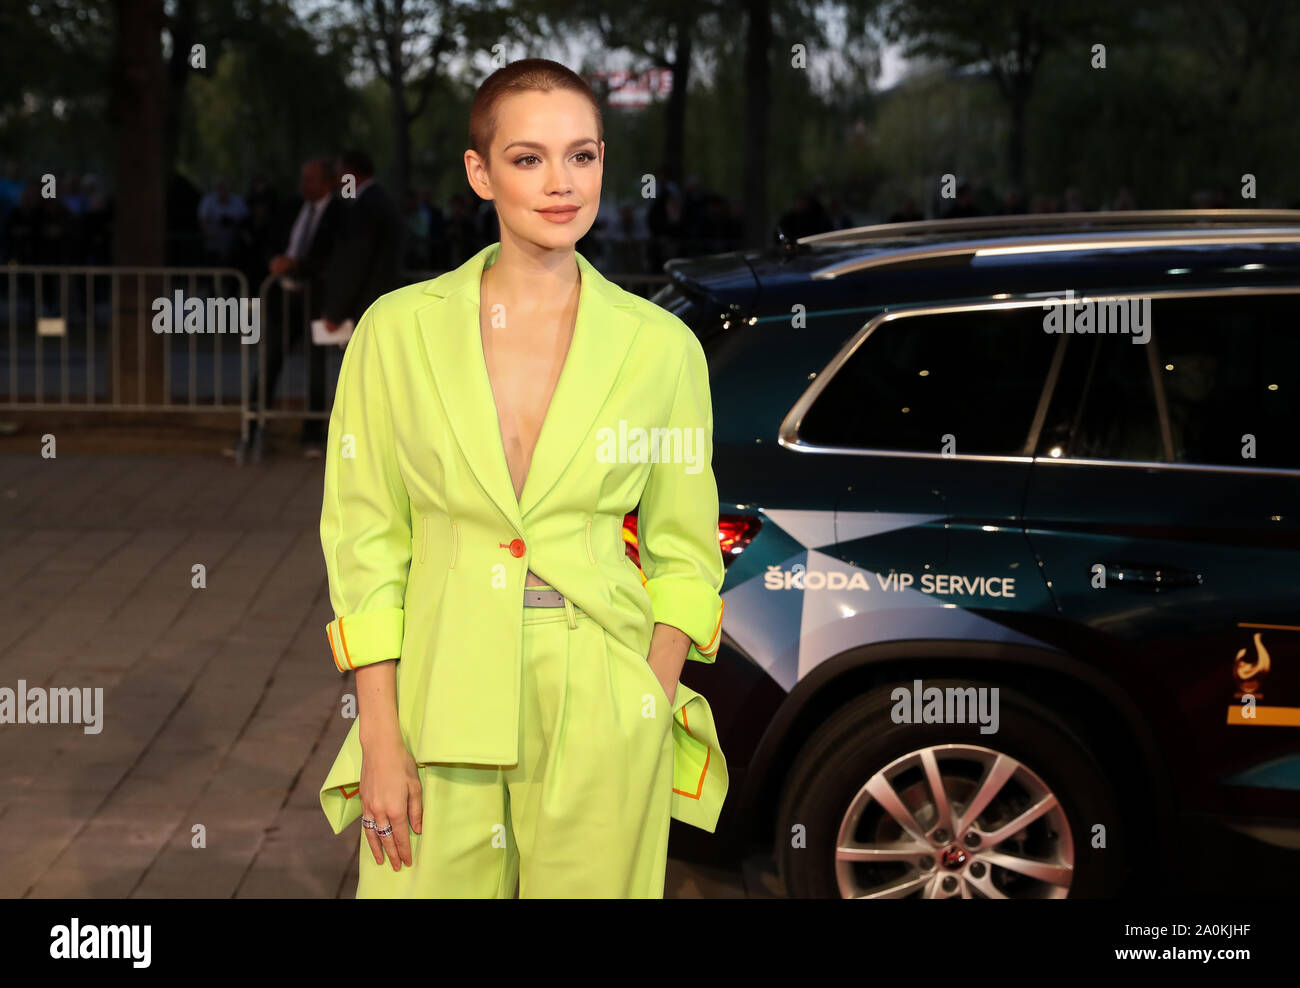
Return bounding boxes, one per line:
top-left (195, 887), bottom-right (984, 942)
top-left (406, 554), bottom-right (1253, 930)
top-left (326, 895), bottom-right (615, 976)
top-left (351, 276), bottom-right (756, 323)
top-left (317, 58), bottom-right (728, 898)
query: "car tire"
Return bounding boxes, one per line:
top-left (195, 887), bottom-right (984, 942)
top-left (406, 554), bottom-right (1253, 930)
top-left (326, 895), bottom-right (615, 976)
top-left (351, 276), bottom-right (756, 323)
top-left (774, 678), bottom-right (1129, 898)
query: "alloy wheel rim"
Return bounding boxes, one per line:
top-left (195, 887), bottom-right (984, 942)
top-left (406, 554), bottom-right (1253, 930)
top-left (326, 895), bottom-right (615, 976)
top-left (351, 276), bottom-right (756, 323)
top-left (833, 743), bottom-right (1074, 898)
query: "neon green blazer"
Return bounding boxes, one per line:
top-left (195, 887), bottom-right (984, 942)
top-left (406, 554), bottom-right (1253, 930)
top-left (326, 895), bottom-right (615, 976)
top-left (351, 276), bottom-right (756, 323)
top-left (318, 242), bottom-right (729, 835)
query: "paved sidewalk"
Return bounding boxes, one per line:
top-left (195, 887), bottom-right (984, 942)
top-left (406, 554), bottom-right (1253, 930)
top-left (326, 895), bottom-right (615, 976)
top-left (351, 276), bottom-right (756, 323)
top-left (0, 450), bottom-right (747, 898)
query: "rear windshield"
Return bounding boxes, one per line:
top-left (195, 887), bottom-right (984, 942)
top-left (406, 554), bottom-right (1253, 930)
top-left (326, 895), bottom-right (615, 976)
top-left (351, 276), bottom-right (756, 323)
top-left (650, 282), bottom-right (728, 356)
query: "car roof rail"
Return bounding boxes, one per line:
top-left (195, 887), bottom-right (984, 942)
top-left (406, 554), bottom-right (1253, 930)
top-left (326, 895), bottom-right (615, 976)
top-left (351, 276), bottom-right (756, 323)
top-left (798, 209), bottom-right (1300, 248)
top-left (809, 225), bottom-right (1300, 280)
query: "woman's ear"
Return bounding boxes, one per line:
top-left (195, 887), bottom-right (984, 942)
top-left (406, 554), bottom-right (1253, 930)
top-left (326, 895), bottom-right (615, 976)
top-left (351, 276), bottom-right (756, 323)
top-left (464, 149), bottom-right (493, 201)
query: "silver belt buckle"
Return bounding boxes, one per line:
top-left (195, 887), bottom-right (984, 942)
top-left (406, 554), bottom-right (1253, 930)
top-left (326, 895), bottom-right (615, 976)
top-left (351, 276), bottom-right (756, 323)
top-left (523, 587), bottom-right (566, 607)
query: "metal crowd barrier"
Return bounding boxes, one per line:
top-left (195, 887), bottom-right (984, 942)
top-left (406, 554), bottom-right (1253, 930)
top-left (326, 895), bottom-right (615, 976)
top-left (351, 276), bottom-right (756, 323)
top-left (1, 265), bottom-right (251, 412)
top-left (1, 264), bottom-right (668, 463)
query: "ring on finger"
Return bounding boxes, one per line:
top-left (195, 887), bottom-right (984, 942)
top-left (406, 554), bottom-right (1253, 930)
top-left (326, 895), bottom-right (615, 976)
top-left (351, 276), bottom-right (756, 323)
top-left (376, 823), bottom-right (394, 838)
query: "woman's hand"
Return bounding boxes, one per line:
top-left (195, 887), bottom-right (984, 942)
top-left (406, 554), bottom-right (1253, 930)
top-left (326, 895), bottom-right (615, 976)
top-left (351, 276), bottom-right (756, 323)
top-left (646, 622), bottom-right (690, 707)
top-left (359, 731), bottom-right (423, 871)
top-left (647, 657), bottom-right (677, 706)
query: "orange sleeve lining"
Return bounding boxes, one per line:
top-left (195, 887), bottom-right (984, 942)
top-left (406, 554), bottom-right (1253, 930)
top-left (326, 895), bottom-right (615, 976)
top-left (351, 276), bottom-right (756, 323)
top-left (337, 616), bottom-right (355, 669)
top-left (671, 705), bottom-right (712, 800)
top-left (327, 624), bottom-right (345, 673)
top-left (696, 599), bottom-right (725, 657)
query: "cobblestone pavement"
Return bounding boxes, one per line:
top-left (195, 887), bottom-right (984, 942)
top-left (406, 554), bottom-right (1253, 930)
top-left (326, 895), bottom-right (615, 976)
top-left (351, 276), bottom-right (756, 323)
top-left (0, 445), bottom-right (750, 898)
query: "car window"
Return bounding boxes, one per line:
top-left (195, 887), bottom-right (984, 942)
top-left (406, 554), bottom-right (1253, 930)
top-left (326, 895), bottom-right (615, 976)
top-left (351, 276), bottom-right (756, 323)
top-left (1036, 323), bottom-right (1164, 462)
top-left (798, 305), bottom-right (1057, 455)
top-left (1154, 294), bottom-right (1300, 470)
top-left (1035, 292), bottom-right (1300, 470)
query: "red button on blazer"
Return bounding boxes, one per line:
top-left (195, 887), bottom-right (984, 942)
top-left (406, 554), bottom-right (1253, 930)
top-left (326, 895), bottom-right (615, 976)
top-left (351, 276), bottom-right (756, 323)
top-left (508, 538), bottom-right (526, 557)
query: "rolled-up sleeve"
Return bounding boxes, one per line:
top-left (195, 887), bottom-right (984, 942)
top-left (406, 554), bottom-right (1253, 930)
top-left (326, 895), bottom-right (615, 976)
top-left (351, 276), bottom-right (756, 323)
top-left (638, 335), bottom-right (725, 663)
top-left (319, 300), bottom-right (411, 672)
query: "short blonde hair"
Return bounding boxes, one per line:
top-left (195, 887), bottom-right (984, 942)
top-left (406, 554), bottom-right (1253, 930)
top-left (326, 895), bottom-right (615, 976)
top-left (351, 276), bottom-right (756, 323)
top-left (469, 58), bottom-right (603, 163)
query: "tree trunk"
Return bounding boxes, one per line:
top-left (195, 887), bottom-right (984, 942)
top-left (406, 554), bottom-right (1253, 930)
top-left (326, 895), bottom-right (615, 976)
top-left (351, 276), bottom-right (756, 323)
top-left (113, 0), bottom-right (165, 266)
top-left (662, 18), bottom-right (694, 188)
top-left (743, 0), bottom-right (771, 248)
top-left (390, 74), bottom-right (412, 195)
top-left (111, 0), bottom-right (166, 407)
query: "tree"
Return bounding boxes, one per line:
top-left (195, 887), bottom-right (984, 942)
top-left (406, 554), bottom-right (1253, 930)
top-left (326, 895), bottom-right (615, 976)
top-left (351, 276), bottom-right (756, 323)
top-left (346, 0), bottom-right (470, 194)
top-left (878, 0), bottom-right (1122, 194)
top-left (561, 0), bottom-right (718, 189)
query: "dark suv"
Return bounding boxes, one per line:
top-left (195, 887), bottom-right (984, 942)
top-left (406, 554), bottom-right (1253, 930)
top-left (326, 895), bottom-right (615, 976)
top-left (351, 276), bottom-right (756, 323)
top-left (644, 210), bottom-right (1300, 898)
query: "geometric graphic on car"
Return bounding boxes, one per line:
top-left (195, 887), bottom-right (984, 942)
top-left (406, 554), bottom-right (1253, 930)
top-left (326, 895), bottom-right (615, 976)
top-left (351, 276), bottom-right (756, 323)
top-left (723, 546), bottom-right (1059, 692)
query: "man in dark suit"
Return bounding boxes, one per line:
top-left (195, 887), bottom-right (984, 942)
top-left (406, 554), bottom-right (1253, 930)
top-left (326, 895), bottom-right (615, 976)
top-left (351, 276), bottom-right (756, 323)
top-left (237, 156), bottom-right (343, 460)
top-left (321, 149), bottom-right (403, 332)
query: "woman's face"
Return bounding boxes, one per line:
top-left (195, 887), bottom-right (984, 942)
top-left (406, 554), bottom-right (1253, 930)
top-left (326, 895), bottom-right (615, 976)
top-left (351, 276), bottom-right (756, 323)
top-left (466, 88), bottom-right (603, 251)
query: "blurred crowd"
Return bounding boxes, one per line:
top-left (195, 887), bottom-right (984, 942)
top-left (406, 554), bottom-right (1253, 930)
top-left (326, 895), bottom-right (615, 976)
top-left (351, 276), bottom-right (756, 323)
top-left (0, 157), bottom-right (760, 281)
top-left (4, 155), bottom-right (1287, 283)
top-left (0, 163), bottom-right (114, 266)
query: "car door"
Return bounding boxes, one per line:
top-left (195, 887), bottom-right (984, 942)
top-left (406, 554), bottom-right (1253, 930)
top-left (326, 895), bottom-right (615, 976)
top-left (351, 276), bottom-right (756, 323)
top-left (785, 300), bottom-right (1063, 674)
top-left (1023, 288), bottom-right (1300, 821)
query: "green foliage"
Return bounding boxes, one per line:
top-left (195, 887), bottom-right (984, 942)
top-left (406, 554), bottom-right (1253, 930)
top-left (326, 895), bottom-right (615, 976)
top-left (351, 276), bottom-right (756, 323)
top-left (869, 67), bottom-right (1003, 215)
top-left (0, 0), bottom-right (113, 167)
top-left (873, 0), bottom-right (1300, 209)
top-left (178, 9), bottom-right (359, 192)
top-left (6, 0), bottom-right (1300, 233)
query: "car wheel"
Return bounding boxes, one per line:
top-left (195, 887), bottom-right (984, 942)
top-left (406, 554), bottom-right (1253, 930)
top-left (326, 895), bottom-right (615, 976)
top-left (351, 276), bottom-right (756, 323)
top-left (774, 679), bottom-right (1127, 898)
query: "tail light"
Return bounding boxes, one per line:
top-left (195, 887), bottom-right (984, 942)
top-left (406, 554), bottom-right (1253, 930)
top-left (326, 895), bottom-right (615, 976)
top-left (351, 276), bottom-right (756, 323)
top-left (622, 511), bottom-right (762, 570)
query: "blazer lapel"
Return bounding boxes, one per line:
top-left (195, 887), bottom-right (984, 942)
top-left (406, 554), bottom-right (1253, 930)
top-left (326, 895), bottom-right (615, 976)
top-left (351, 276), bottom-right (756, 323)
top-left (414, 243), bottom-right (643, 533)
top-left (517, 249), bottom-right (642, 519)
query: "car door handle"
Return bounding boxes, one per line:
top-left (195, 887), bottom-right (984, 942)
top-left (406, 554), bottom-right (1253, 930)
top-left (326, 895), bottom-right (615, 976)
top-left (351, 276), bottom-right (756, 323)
top-left (1099, 562), bottom-right (1203, 591)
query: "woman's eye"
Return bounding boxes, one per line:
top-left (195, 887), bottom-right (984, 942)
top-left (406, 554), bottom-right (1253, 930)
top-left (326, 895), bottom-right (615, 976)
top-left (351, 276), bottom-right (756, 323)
top-left (514, 151), bottom-right (596, 166)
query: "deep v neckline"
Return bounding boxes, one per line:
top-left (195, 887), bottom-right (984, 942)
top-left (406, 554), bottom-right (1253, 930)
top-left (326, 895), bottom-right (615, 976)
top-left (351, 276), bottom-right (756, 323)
top-left (477, 260), bottom-right (582, 511)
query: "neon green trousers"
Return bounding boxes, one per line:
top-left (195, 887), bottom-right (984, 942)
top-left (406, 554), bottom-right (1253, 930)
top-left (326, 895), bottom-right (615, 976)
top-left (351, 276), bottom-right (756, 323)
top-left (355, 587), bottom-right (675, 898)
